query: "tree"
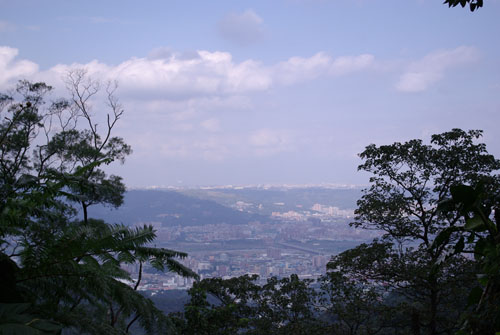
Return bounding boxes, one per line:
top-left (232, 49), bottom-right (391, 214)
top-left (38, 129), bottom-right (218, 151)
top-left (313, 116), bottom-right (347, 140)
top-left (174, 274), bottom-right (324, 335)
top-left (174, 275), bottom-right (260, 335)
top-left (328, 129), bottom-right (499, 335)
top-left (254, 274), bottom-right (323, 335)
top-left (435, 181), bottom-right (500, 334)
top-left (318, 272), bottom-right (388, 335)
top-left (444, 0), bottom-right (484, 12)
top-left (45, 69), bottom-right (131, 224)
top-left (0, 77), bottom-right (197, 334)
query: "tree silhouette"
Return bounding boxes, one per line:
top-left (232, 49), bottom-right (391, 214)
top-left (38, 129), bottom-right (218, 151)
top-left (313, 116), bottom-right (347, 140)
top-left (444, 0), bottom-right (483, 12)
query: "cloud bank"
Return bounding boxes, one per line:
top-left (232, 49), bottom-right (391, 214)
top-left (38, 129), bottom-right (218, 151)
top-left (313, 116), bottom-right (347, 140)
top-left (0, 45), bottom-right (481, 166)
top-left (0, 46), bottom-right (376, 100)
top-left (0, 47), bottom-right (39, 87)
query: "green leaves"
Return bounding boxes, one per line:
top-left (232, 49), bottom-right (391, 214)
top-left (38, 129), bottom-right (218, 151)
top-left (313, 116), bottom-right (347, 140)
top-left (177, 274), bottom-right (324, 335)
top-left (350, 129), bottom-right (500, 333)
top-left (436, 180), bottom-right (500, 332)
top-left (432, 226), bottom-right (460, 250)
top-left (443, 0), bottom-right (484, 11)
top-left (0, 80), bottom-right (195, 334)
top-left (464, 216), bottom-right (487, 231)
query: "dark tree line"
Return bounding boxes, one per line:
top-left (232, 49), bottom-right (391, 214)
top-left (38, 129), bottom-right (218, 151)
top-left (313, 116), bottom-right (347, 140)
top-left (0, 77), bottom-right (197, 334)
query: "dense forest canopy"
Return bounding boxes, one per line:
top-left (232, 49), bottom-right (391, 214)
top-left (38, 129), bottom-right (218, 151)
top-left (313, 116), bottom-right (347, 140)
top-left (0, 77), bottom-right (196, 334)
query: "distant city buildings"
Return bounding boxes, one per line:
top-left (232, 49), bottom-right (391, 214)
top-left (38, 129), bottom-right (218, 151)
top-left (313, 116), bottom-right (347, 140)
top-left (311, 203), bottom-right (354, 218)
top-left (267, 247), bottom-right (281, 259)
top-left (127, 199), bottom-right (378, 292)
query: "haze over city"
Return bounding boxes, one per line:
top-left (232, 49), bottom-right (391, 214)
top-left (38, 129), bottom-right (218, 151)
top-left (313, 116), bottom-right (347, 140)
top-left (1, 0), bottom-right (500, 187)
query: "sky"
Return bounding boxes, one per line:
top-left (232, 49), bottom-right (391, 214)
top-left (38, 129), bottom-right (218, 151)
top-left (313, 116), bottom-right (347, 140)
top-left (1, 0), bottom-right (500, 187)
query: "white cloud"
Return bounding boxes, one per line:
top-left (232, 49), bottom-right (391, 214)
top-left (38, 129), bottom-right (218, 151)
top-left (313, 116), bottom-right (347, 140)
top-left (12, 50), bottom-right (270, 100)
top-left (396, 46), bottom-right (479, 92)
top-left (329, 54), bottom-right (375, 75)
top-left (274, 53), bottom-right (331, 85)
top-left (0, 45), bottom-right (379, 162)
top-left (0, 47), bottom-right (38, 87)
top-left (0, 45), bottom-right (382, 164)
top-left (110, 51), bottom-right (271, 98)
top-left (0, 45), bottom-right (375, 102)
top-left (217, 9), bottom-right (265, 45)
top-left (274, 53), bottom-right (375, 85)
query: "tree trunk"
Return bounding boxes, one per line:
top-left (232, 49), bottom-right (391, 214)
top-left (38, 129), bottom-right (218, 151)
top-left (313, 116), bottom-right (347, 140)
top-left (82, 202), bottom-right (88, 224)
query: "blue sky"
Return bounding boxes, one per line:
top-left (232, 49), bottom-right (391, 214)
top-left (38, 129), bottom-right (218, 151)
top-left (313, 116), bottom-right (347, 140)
top-left (1, 0), bottom-right (500, 187)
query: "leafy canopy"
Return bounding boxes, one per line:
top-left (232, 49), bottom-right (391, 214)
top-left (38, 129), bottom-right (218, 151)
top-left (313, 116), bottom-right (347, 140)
top-left (329, 129), bottom-right (499, 335)
top-left (0, 76), bottom-right (197, 334)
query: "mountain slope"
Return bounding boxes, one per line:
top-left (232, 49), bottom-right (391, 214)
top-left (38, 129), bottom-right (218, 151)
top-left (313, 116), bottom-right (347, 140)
top-left (87, 190), bottom-right (270, 227)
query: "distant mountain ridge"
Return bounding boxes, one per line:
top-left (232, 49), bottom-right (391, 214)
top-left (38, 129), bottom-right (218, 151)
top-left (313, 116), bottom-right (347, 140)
top-left (179, 187), bottom-right (362, 215)
top-left (87, 187), bottom-right (362, 227)
top-left (87, 190), bottom-right (270, 227)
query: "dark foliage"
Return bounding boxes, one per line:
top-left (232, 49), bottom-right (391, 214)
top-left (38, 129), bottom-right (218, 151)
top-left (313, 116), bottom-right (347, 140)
top-left (0, 76), bottom-right (196, 334)
top-left (444, 0), bottom-right (483, 12)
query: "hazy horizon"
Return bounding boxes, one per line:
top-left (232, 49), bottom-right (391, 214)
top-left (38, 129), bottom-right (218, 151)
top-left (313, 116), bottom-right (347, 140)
top-left (128, 182), bottom-right (367, 190)
top-left (2, 0), bottom-right (500, 187)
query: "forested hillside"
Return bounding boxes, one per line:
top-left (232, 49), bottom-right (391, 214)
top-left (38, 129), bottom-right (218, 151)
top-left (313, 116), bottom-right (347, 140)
top-left (89, 190), bottom-right (272, 227)
top-left (180, 187), bottom-right (362, 215)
